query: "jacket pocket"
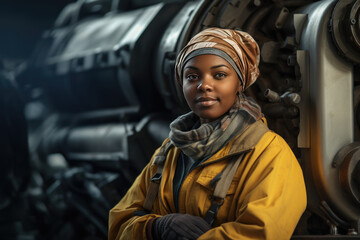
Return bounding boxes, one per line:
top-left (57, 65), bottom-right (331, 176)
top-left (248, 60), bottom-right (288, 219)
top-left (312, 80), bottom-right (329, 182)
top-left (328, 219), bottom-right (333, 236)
top-left (196, 171), bottom-right (239, 195)
top-left (195, 171), bottom-right (240, 225)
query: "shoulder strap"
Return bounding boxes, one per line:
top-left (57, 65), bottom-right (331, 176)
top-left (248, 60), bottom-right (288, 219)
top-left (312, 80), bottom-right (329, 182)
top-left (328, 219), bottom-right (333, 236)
top-left (204, 153), bottom-right (245, 225)
top-left (213, 153), bottom-right (245, 199)
top-left (143, 140), bottom-right (173, 212)
top-left (204, 120), bottom-right (270, 225)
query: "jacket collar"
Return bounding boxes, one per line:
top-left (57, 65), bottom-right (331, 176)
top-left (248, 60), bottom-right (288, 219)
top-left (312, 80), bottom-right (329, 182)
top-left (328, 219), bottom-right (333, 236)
top-left (202, 119), bottom-right (269, 164)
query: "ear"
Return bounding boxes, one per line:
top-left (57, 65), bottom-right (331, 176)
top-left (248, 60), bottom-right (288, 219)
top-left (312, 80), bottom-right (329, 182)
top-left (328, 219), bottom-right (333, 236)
top-left (237, 81), bottom-right (243, 93)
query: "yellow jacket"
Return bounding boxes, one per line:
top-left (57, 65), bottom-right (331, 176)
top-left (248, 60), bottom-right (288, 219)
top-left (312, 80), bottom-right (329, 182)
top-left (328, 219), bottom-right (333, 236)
top-left (109, 120), bottom-right (307, 240)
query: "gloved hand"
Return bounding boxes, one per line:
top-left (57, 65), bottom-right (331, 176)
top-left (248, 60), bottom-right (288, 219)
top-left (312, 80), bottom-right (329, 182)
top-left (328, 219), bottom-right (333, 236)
top-left (152, 213), bottom-right (211, 240)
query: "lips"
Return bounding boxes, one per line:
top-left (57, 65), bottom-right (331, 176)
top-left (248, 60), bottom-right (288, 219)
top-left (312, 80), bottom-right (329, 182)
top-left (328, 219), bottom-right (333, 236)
top-left (195, 96), bottom-right (218, 106)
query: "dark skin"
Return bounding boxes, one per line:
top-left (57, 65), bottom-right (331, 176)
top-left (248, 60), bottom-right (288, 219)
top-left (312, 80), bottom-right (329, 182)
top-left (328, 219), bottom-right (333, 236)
top-left (182, 54), bottom-right (243, 123)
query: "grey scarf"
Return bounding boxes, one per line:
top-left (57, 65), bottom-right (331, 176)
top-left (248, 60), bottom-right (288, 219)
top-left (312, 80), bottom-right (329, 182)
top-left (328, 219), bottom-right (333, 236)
top-left (169, 93), bottom-right (263, 160)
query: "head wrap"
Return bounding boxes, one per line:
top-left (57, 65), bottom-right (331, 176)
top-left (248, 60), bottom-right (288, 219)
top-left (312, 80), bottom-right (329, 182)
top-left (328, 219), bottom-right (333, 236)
top-left (175, 27), bottom-right (260, 91)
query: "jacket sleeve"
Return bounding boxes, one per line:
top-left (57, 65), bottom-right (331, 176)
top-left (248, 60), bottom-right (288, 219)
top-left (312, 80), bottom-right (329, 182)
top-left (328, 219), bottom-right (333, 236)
top-left (198, 134), bottom-right (307, 240)
top-left (108, 146), bottom-right (163, 240)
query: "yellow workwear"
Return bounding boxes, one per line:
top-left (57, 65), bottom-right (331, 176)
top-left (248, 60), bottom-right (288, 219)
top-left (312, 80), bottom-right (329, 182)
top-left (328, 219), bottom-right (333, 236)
top-left (109, 120), bottom-right (307, 240)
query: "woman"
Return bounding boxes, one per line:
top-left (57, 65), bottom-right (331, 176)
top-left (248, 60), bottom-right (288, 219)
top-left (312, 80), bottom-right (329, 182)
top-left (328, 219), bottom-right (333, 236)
top-left (108, 27), bottom-right (307, 240)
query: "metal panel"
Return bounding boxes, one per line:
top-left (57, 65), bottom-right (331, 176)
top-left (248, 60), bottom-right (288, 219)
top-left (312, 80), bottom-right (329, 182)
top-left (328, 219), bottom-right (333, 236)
top-left (299, 0), bottom-right (358, 221)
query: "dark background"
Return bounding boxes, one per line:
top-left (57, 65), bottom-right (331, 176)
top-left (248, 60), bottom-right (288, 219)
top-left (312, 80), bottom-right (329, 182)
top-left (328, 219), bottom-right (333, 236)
top-left (0, 0), bottom-right (181, 62)
top-left (0, 0), bottom-right (75, 62)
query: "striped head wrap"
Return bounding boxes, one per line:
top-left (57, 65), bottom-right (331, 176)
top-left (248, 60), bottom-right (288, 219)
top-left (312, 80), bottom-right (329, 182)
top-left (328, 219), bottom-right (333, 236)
top-left (175, 27), bottom-right (260, 91)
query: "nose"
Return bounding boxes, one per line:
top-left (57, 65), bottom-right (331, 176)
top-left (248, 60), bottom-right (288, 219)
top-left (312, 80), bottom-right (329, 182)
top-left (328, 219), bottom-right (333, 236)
top-left (197, 75), bottom-right (213, 91)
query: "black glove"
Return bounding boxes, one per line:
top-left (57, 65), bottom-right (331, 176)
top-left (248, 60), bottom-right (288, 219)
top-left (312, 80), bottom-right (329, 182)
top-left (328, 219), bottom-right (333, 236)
top-left (152, 213), bottom-right (211, 240)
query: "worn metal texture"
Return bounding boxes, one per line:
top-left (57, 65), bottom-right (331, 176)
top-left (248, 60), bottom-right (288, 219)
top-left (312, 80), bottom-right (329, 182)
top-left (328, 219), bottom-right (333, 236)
top-left (298, 0), bottom-right (359, 224)
top-left (3, 0), bottom-right (360, 239)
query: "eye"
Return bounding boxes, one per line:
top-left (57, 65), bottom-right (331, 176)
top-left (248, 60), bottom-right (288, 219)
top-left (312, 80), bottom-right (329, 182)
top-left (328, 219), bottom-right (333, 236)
top-left (214, 72), bottom-right (227, 79)
top-left (185, 74), bottom-right (199, 81)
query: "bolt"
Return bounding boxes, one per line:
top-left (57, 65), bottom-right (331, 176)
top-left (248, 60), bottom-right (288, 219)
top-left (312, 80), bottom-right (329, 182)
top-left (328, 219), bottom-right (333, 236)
top-left (253, 0), bottom-right (261, 6)
top-left (347, 228), bottom-right (358, 235)
top-left (287, 55), bottom-right (297, 66)
top-left (288, 93), bottom-right (301, 104)
top-left (330, 225), bottom-right (338, 235)
top-left (264, 89), bottom-right (281, 102)
top-left (351, 19), bottom-right (356, 25)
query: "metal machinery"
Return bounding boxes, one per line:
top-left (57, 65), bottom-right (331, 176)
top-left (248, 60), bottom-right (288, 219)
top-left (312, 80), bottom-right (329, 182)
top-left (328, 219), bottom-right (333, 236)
top-left (1, 0), bottom-right (359, 239)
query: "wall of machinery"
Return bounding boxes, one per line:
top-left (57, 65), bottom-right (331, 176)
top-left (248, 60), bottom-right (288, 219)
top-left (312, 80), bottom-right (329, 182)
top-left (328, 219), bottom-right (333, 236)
top-left (1, 0), bottom-right (359, 239)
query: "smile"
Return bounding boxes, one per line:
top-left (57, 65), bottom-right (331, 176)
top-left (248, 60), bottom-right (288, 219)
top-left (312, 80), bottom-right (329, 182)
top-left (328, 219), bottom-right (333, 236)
top-left (195, 97), bottom-right (218, 106)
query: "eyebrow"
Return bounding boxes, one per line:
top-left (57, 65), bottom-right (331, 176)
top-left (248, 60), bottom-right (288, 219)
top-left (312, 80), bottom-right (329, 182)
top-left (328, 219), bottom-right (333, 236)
top-left (211, 64), bottom-right (230, 69)
top-left (184, 64), bottom-right (230, 70)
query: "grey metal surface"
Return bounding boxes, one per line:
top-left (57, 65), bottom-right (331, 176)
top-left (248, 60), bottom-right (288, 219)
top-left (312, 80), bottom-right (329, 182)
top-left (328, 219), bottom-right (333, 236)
top-left (298, 0), bottom-right (358, 221)
top-left (296, 50), bottom-right (310, 148)
top-left (295, 13), bottom-right (310, 149)
top-left (154, 1), bottom-right (203, 111)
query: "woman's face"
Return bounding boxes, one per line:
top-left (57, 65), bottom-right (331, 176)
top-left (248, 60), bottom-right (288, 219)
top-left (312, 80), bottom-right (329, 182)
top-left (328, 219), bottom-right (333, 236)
top-left (182, 54), bottom-right (242, 123)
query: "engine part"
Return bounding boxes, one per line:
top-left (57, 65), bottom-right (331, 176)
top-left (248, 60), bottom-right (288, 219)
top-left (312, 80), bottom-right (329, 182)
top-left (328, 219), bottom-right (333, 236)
top-left (0, 70), bottom-right (31, 238)
top-left (19, 1), bottom-right (184, 113)
top-left (333, 143), bottom-right (360, 205)
top-left (10, 0), bottom-right (360, 238)
top-left (37, 112), bottom-right (173, 174)
top-left (330, 0), bottom-right (360, 65)
top-left (297, 0), bottom-right (360, 230)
